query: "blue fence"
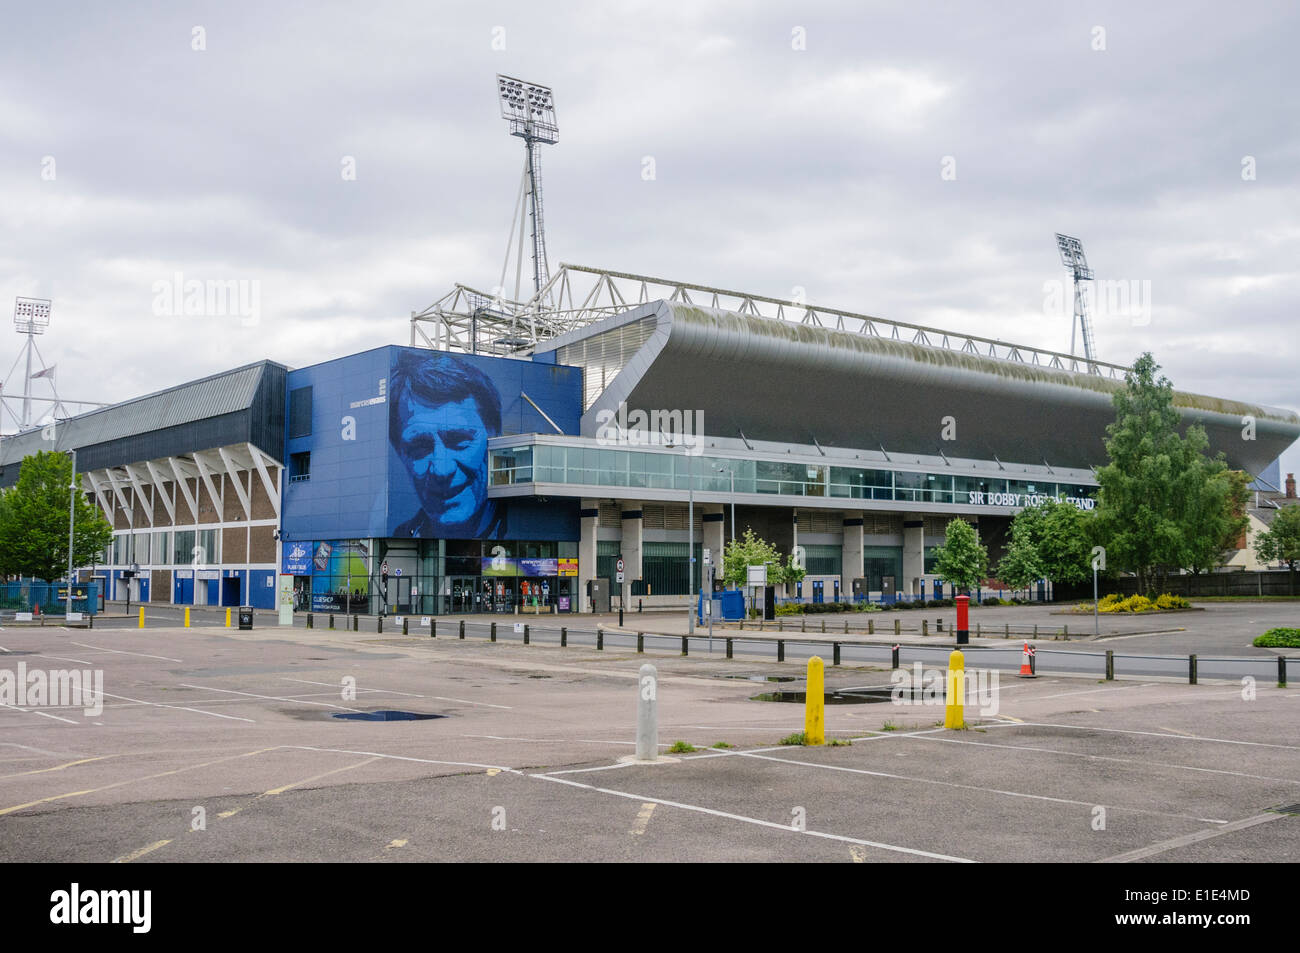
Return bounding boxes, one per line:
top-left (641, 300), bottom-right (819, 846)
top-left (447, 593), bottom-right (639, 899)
top-left (0, 581), bottom-right (101, 616)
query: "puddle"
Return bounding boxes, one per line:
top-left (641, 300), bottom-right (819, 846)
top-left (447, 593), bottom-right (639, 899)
top-left (750, 691), bottom-right (878, 705)
top-left (331, 710), bottom-right (445, 722)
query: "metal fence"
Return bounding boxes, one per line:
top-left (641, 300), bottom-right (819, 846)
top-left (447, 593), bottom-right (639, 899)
top-left (0, 581), bottom-right (101, 616)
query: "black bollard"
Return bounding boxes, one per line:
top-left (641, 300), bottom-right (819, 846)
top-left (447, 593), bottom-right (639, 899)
top-left (777, 639), bottom-right (785, 663)
top-left (833, 642), bottom-right (841, 666)
top-left (560, 626), bottom-right (567, 647)
top-left (725, 637), bottom-right (733, 659)
top-left (307, 613), bottom-right (314, 629)
top-left (523, 624), bottom-right (530, 645)
top-left (891, 644), bottom-right (900, 669)
top-left (681, 636), bottom-right (688, 657)
top-left (637, 633), bottom-right (644, 653)
top-left (402, 617), bottom-right (408, 635)
top-left (459, 620), bottom-right (465, 639)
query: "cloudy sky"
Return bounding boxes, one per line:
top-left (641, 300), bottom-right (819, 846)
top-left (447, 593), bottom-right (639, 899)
top-left (3, 1), bottom-right (1297, 478)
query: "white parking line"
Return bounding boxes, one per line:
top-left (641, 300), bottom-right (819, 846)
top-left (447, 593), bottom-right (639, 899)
top-left (99, 691), bottom-right (256, 724)
top-left (532, 772), bottom-right (977, 862)
top-left (723, 749), bottom-right (1229, 825)
top-left (1097, 813), bottom-right (1289, 863)
top-left (32, 654), bottom-right (96, 666)
top-left (178, 684), bottom-right (361, 712)
top-left (280, 677), bottom-right (425, 698)
top-left (0, 704), bottom-right (78, 725)
top-left (897, 732), bottom-right (1300, 785)
top-left (981, 721), bottom-right (1300, 750)
top-left (71, 642), bottom-right (182, 663)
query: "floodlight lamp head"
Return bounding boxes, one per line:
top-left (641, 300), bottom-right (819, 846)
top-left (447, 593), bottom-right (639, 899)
top-left (1054, 233), bottom-right (1093, 279)
top-left (496, 74), bottom-right (558, 144)
top-left (14, 297), bottom-right (51, 335)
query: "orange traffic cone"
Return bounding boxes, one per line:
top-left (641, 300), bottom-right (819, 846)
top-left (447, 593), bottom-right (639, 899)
top-left (1018, 642), bottom-right (1036, 678)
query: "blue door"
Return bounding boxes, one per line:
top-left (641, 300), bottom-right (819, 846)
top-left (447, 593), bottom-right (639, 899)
top-left (205, 579), bottom-right (219, 606)
top-left (813, 580), bottom-right (824, 603)
top-left (175, 577), bottom-right (194, 605)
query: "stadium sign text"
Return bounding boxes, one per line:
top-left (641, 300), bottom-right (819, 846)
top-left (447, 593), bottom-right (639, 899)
top-left (968, 491), bottom-right (1095, 511)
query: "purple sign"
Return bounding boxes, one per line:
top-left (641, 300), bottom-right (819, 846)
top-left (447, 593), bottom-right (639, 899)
top-left (558, 596), bottom-right (570, 611)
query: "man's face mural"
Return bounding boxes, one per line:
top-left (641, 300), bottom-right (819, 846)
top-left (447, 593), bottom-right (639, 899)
top-left (390, 354), bottom-right (501, 537)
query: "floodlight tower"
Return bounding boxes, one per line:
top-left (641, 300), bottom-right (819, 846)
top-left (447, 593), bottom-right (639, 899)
top-left (496, 75), bottom-right (558, 297)
top-left (1054, 233), bottom-right (1097, 369)
top-left (13, 297), bottom-right (52, 428)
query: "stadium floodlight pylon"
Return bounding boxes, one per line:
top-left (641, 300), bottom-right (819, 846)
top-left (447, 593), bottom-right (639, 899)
top-left (0, 298), bottom-right (107, 434)
top-left (1055, 233), bottom-right (1098, 373)
top-left (496, 75), bottom-right (558, 301)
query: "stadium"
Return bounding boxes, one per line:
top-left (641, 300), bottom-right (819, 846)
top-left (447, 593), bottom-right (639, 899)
top-left (2, 260), bottom-right (1297, 616)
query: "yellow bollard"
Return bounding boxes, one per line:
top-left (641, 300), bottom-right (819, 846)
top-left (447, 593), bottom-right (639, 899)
top-left (805, 656), bottom-right (825, 746)
top-left (944, 649), bottom-right (965, 730)
top-left (225, 607), bottom-right (231, 628)
top-left (138, 606), bottom-right (145, 628)
top-left (184, 606), bottom-right (191, 628)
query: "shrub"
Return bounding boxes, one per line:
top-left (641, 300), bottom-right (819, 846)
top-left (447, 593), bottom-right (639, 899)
top-left (1253, 627), bottom-right (1300, 648)
top-left (1155, 593), bottom-right (1190, 610)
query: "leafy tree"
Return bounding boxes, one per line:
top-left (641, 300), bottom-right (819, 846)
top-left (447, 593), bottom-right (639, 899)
top-left (1003, 498), bottom-right (1093, 588)
top-left (931, 518), bottom-right (988, 593)
top-left (1184, 466), bottom-right (1249, 575)
top-left (0, 451), bottom-right (113, 583)
top-left (996, 533), bottom-right (1043, 598)
top-left (1091, 353), bottom-right (1243, 594)
top-left (721, 529), bottom-right (804, 589)
top-left (1255, 505), bottom-right (1300, 595)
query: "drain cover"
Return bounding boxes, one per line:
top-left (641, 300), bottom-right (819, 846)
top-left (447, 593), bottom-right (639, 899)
top-left (331, 710), bottom-right (444, 721)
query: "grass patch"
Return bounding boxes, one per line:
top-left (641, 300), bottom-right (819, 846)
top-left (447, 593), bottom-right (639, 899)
top-left (710, 741), bottom-right (734, 749)
top-left (778, 731), bottom-right (808, 746)
top-left (666, 740), bottom-right (697, 754)
top-left (826, 737), bottom-right (852, 746)
top-left (1254, 627), bottom-right (1300, 648)
top-left (879, 720), bottom-right (898, 732)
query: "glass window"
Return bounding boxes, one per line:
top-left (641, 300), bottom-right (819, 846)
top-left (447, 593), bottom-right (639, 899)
top-left (174, 530), bottom-right (196, 566)
top-left (289, 386), bottom-right (313, 438)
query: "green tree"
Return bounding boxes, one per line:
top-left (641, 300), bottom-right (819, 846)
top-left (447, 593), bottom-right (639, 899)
top-left (931, 518), bottom-right (988, 593)
top-left (1091, 353), bottom-right (1241, 594)
top-left (1184, 466), bottom-right (1250, 575)
top-left (1004, 498), bottom-right (1093, 587)
top-left (721, 529), bottom-right (804, 589)
top-left (996, 533), bottom-right (1043, 598)
top-left (1255, 505), bottom-right (1300, 595)
top-left (0, 451), bottom-right (113, 583)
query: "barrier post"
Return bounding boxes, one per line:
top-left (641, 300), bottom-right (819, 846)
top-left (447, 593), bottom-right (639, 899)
top-left (922, 620), bottom-right (928, 637)
top-left (777, 639), bottom-right (785, 662)
top-left (402, 617), bottom-right (408, 635)
top-left (637, 633), bottom-right (644, 653)
top-left (805, 656), bottom-right (825, 746)
top-left (560, 626), bottom-right (567, 647)
top-left (681, 636), bottom-right (688, 657)
top-left (490, 622), bottom-right (497, 642)
top-left (352, 614), bottom-right (358, 631)
top-left (225, 608), bottom-right (232, 628)
top-left (307, 613), bottom-right (314, 629)
top-left (377, 617), bottom-right (383, 634)
top-left (894, 619), bottom-right (900, 636)
top-left (726, 637), bottom-right (733, 659)
top-left (184, 607), bottom-right (190, 628)
top-left (636, 664), bottom-right (658, 761)
top-left (1279, 655), bottom-right (1287, 688)
top-left (944, 649), bottom-right (965, 730)
top-left (597, 626), bottom-right (604, 650)
top-left (523, 624), bottom-right (530, 645)
top-left (329, 613), bottom-right (335, 630)
top-left (431, 619), bottom-right (436, 638)
top-left (868, 619), bottom-right (874, 635)
top-left (1105, 650), bottom-right (1114, 681)
top-left (458, 620), bottom-right (465, 640)
top-left (892, 644), bottom-right (900, 669)
top-left (833, 642), bottom-right (841, 666)
top-left (1189, 654), bottom-right (1198, 685)
top-left (138, 607), bottom-right (145, 629)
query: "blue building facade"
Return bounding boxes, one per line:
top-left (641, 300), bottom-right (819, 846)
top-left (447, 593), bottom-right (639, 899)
top-left (279, 345), bottom-right (585, 615)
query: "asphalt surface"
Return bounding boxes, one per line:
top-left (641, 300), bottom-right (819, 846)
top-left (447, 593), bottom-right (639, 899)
top-left (0, 617), bottom-right (1297, 863)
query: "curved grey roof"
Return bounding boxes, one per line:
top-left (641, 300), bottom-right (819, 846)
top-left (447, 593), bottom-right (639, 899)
top-left (549, 301), bottom-right (1299, 475)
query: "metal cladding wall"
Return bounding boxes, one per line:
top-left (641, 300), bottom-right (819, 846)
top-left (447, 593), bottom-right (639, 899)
top-left (574, 301), bottom-right (1299, 475)
top-left (0, 361), bottom-right (287, 487)
top-left (282, 345), bottom-right (583, 543)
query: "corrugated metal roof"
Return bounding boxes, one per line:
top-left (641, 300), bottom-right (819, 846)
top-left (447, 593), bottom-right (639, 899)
top-left (0, 361), bottom-right (272, 467)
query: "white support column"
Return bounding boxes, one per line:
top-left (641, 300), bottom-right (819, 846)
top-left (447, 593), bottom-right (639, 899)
top-left (247, 443), bottom-right (280, 519)
top-left (620, 503), bottom-right (643, 609)
top-left (903, 514), bottom-right (925, 596)
top-left (122, 464), bottom-right (154, 527)
top-left (578, 498), bottom-right (598, 612)
top-left (104, 468), bottom-right (132, 526)
top-left (841, 511), bottom-right (863, 600)
top-left (217, 447), bottom-right (251, 521)
top-left (145, 460), bottom-right (176, 524)
top-left (167, 457), bottom-right (199, 523)
top-left (85, 470), bottom-right (112, 523)
top-left (192, 452), bottom-right (222, 517)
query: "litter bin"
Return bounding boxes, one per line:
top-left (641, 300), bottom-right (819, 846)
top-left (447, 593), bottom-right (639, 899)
top-left (238, 607), bottom-right (254, 631)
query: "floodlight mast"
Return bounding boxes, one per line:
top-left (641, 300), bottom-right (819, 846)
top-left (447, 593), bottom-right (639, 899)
top-left (13, 297), bottom-right (51, 428)
top-left (1055, 233), bottom-right (1098, 372)
top-left (496, 75), bottom-right (558, 297)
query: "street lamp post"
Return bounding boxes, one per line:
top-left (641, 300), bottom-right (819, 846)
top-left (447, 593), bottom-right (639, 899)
top-left (65, 449), bottom-right (76, 618)
top-left (711, 463), bottom-right (736, 547)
